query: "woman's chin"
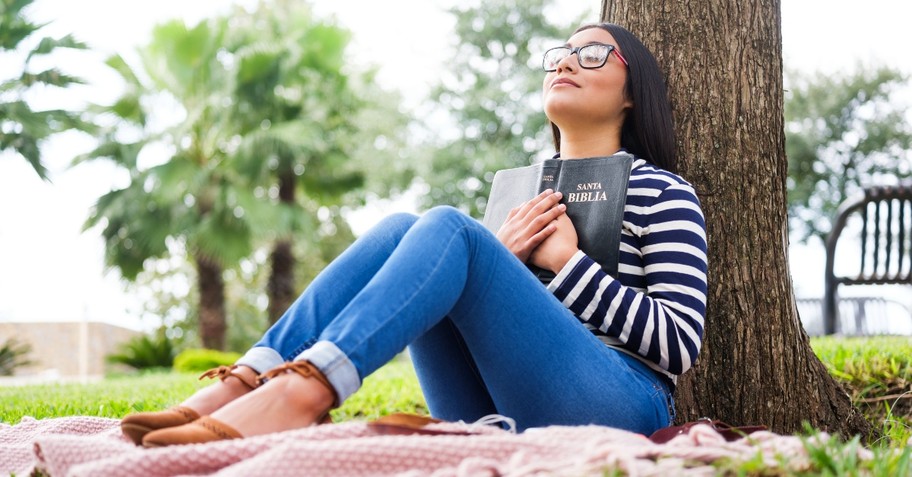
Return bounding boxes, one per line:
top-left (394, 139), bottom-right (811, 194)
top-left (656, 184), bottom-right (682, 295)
top-left (544, 101), bottom-right (581, 125)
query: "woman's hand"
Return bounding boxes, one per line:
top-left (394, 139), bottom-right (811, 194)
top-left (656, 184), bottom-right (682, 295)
top-left (528, 212), bottom-right (579, 274)
top-left (496, 190), bottom-right (567, 264)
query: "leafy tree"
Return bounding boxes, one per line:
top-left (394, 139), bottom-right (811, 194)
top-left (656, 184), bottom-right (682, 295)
top-left (81, 2), bottom-right (412, 347)
top-left (421, 0), bottom-right (583, 216)
top-left (0, 0), bottom-right (90, 179)
top-left (80, 18), bottom-right (252, 350)
top-left (225, 0), bottom-right (411, 324)
top-left (785, 66), bottom-right (912, 243)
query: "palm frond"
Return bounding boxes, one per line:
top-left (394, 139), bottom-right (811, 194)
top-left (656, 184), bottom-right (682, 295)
top-left (86, 182), bottom-right (175, 279)
top-left (25, 33), bottom-right (88, 62)
top-left (189, 193), bottom-right (253, 266)
top-left (140, 19), bottom-right (229, 101)
top-left (72, 138), bottom-right (145, 171)
top-left (104, 53), bottom-right (146, 91)
top-left (0, 22), bottom-right (34, 51)
top-left (0, 130), bottom-right (46, 179)
top-left (232, 122), bottom-right (323, 180)
top-left (299, 164), bottom-right (365, 204)
top-left (235, 42), bottom-right (282, 85)
top-left (20, 68), bottom-right (85, 88)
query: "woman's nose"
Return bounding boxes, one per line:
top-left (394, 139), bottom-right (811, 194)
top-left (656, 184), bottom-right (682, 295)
top-left (554, 52), bottom-right (577, 73)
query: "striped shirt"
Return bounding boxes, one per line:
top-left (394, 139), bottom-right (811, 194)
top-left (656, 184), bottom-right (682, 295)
top-left (546, 158), bottom-right (708, 383)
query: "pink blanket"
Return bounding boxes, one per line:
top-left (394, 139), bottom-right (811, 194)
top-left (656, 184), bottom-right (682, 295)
top-left (0, 415), bottom-right (868, 476)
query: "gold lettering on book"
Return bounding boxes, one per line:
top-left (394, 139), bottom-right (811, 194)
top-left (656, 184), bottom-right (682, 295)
top-left (567, 191), bottom-right (609, 202)
top-left (576, 182), bottom-right (602, 191)
top-left (566, 181), bottom-right (607, 202)
top-left (541, 174), bottom-right (555, 182)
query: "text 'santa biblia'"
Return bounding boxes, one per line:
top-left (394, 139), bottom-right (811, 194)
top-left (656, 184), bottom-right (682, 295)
top-left (482, 153), bottom-right (633, 284)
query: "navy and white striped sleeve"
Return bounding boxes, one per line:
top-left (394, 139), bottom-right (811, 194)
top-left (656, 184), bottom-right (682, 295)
top-left (546, 182), bottom-right (707, 375)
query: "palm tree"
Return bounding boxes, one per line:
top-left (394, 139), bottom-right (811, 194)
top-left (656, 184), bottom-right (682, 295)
top-left (81, 18), bottom-right (252, 350)
top-left (82, 3), bottom-right (414, 348)
top-left (0, 0), bottom-right (90, 179)
top-left (227, 1), bottom-right (412, 324)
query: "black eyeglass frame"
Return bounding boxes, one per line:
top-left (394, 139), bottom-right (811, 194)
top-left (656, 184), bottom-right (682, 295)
top-left (542, 43), bottom-right (629, 72)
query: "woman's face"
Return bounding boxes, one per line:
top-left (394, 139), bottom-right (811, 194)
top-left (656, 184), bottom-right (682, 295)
top-left (542, 28), bottom-right (631, 131)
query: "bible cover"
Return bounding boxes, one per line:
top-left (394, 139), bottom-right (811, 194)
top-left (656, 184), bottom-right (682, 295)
top-left (482, 153), bottom-right (633, 283)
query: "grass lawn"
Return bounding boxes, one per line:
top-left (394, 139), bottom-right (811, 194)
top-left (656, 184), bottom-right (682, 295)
top-left (1, 340), bottom-right (909, 475)
top-left (0, 357), bottom-right (426, 425)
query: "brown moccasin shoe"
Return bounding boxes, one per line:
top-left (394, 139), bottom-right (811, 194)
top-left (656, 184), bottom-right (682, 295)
top-left (140, 361), bottom-right (337, 447)
top-left (121, 365), bottom-right (259, 445)
top-left (142, 416), bottom-right (243, 447)
top-left (121, 406), bottom-right (200, 445)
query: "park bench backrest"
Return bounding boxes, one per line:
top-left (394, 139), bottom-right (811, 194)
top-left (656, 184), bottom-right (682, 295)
top-left (822, 183), bottom-right (912, 334)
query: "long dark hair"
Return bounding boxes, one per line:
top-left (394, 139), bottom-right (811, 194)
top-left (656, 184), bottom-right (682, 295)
top-left (551, 23), bottom-right (677, 173)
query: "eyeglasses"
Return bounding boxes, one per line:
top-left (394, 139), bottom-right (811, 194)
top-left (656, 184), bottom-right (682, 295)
top-left (542, 43), bottom-right (628, 72)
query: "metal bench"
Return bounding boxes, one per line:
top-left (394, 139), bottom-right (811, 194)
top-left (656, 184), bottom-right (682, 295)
top-left (822, 183), bottom-right (912, 335)
top-left (798, 296), bottom-right (912, 336)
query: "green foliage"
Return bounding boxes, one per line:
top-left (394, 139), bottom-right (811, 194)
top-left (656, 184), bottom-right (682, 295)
top-left (0, 337), bottom-right (33, 376)
top-left (0, 0), bottom-right (92, 179)
top-left (78, 2), bottom-right (412, 348)
top-left (84, 182), bottom-right (173, 280)
top-left (785, 66), bottom-right (912, 243)
top-left (225, 0), bottom-right (412, 221)
top-left (78, 15), bottom-right (252, 349)
top-left (81, 15), bottom-right (256, 273)
top-left (173, 348), bottom-right (242, 373)
top-left (222, 1), bottom-right (409, 328)
top-left (421, 0), bottom-right (588, 216)
top-left (106, 329), bottom-right (176, 370)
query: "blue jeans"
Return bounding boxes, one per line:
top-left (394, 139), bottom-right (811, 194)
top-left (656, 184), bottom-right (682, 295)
top-left (236, 206), bottom-right (673, 434)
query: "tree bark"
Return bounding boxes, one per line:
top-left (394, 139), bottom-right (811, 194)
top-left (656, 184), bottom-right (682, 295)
top-left (268, 238), bottom-right (296, 325)
top-left (267, 169), bottom-right (298, 325)
top-left (601, 0), bottom-right (871, 437)
top-left (195, 253), bottom-right (227, 350)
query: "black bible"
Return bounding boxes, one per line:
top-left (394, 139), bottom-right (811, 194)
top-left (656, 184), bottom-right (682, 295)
top-left (481, 153), bottom-right (633, 284)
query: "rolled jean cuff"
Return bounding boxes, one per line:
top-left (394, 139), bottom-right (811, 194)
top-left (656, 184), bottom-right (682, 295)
top-left (295, 340), bottom-right (361, 403)
top-left (235, 346), bottom-right (285, 374)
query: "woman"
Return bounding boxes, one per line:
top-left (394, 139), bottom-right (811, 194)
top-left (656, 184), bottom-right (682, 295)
top-left (122, 22), bottom-right (707, 447)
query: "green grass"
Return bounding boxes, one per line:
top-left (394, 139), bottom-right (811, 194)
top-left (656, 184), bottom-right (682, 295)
top-left (0, 371), bottom-right (203, 424)
top-left (811, 335), bottom-right (912, 394)
top-left (810, 335), bottom-right (912, 447)
top-left (797, 336), bottom-right (912, 477)
top-left (0, 357), bottom-right (425, 425)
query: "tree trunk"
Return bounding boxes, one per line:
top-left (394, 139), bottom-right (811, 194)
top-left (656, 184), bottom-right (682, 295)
top-left (195, 253), bottom-right (227, 350)
top-left (267, 169), bottom-right (298, 325)
top-left (601, 0), bottom-right (871, 437)
top-left (268, 239), bottom-right (296, 325)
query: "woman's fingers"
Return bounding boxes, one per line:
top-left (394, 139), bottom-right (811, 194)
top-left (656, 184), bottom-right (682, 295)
top-left (523, 201), bottom-right (565, 236)
top-left (526, 219), bottom-right (558, 248)
top-left (512, 189), bottom-right (561, 220)
top-left (497, 190), bottom-right (567, 262)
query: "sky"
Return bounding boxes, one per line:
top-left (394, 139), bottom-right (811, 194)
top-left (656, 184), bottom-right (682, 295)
top-left (1, 0), bottom-right (911, 331)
